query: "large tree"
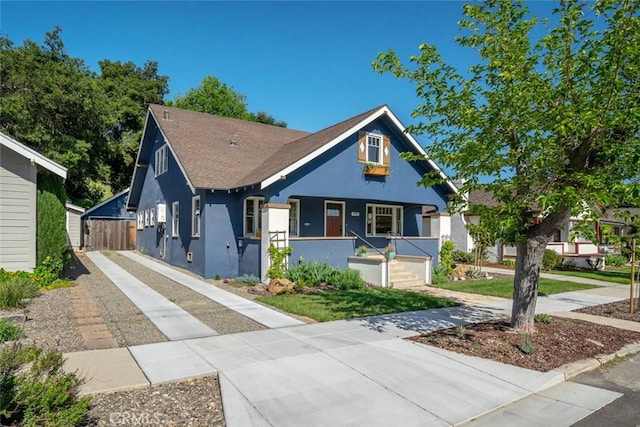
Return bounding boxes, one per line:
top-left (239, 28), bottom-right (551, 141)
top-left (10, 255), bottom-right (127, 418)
top-left (374, 0), bottom-right (640, 331)
top-left (169, 75), bottom-right (286, 127)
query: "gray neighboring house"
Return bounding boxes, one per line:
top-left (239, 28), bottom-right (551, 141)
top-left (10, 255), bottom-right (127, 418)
top-left (66, 202), bottom-right (85, 250)
top-left (0, 131), bottom-right (67, 271)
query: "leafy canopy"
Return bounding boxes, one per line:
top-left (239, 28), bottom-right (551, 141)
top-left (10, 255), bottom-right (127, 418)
top-left (374, 0), bottom-right (640, 243)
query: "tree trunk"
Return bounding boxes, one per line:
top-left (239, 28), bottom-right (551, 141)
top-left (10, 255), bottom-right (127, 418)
top-left (511, 237), bottom-right (547, 332)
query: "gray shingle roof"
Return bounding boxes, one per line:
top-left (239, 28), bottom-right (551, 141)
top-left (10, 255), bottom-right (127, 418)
top-left (149, 104), bottom-right (384, 190)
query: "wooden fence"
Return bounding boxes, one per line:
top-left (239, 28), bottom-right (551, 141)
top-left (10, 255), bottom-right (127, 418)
top-left (83, 220), bottom-right (136, 251)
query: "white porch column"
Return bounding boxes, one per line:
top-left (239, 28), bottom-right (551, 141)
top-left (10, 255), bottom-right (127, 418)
top-left (260, 203), bottom-right (291, 282)
top-left (428, 212), bottom-right (451, 250)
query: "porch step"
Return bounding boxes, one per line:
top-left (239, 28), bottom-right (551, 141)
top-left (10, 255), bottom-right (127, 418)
top-left (389, 261), bottom-right (424, 289)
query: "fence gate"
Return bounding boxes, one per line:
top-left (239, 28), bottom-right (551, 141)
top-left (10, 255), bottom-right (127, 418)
top-left (83, 220), bottom-right (136, 251)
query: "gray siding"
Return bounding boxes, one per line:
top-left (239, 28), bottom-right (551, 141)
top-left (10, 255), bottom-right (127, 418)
top-left (0, 146), bottom-right (37, 271)
top-left (66, 208), bottom-right (83, 249)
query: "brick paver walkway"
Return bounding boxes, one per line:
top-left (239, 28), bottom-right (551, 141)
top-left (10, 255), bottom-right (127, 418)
top-left (69, 283), bottom-right (118, 350)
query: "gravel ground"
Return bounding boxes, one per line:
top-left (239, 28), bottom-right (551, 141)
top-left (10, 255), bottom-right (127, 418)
top-left (0, 252), bottom-right (268, 426)
top-left (105, 252), bottom-right (265, 335)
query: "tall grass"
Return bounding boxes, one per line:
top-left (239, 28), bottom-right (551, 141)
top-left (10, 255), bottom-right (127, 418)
top-left (0, 277), bottom-right (39, 309)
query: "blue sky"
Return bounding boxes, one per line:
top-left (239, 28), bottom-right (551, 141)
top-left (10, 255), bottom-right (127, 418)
top-left (1, 1), bottom-right (555, 135)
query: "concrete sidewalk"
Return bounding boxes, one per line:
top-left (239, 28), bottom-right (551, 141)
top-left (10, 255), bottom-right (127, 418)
top-left (482, 266), bottom-right (624, 287)
top-left (63, 255), bottom-right (638, 426)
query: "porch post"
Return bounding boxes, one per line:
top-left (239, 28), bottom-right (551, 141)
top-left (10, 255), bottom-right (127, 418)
top-left (428, 212), bottom-right (451, 250)
top-left (260, 203), bottom-right (290, 282)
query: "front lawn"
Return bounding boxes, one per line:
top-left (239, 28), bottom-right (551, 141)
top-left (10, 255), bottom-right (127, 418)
top-left (256, 288), bottom-right (459, 322)
top-left (549, 268), bottom-right (632, 284)
top-left (432, 278), bottom-right (598, 299)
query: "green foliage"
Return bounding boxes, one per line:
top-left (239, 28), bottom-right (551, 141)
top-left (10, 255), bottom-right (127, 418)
top-left (36, 190), bottom-right (67, 267)
top-left (431, 264), bottom-right (450, 285)
top-left (0, 277), bottom-right (39, 309)
top-left (284, 263), bottom-right (365, 290)
top-left (517, 334), bottom-right (536, 355)
top-left (169, 76), bottom-right (287, 127)
top-left (438, 241), bottom-right (456, 275)
top-left (256, 287), bottom-right (460, 322)
top-left (357, 245), bottom-right (368, 255)
top-left (234, 274), bottom-right (260, 286)
top-left (500, 259), bottom-right (516, 267)
top-left (0, 320), bottom-right (23, 343)
top-left (452, 250), bottom-right (474, 264)
top-left (327, 268), bottom-right (366, 291)
top-left (373, 0), bottom-right (640, 329)
top-left (605, 254), bottom-right (628, 267)
top-left (542, 249), bottom-right (562, 270)
top-left (214, 274), bottom-right (221, 281)
top-left (266, 245), bottom-right (293, 279)
top-left (0, 344), bottom-right (90, 426)
top-left (534, 313), bottom-right (552, 325)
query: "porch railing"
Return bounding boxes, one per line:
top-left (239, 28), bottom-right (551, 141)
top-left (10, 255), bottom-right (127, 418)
top-left (349, 230), bottom-right (389, 259)
top-left (386, 231), bottom-right (433, 258)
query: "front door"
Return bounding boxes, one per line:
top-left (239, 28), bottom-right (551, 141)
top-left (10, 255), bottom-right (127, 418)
top-left (325, 202), bottom-right (344, 237)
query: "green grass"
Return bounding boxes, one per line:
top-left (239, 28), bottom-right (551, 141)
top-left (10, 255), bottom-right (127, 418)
top-left (256, 288), bottom-right (460, 322)
top-left (432, 278), bottom-right (598, 299)
top-left (549, 268), bottom-right (632, 284)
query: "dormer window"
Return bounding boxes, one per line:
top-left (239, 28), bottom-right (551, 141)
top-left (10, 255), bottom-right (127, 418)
top-left (367, 134), bottom-right (382, 164)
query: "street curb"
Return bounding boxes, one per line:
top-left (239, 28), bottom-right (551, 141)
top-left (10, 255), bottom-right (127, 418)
top-left (556, 341), bottom-right (640, 380)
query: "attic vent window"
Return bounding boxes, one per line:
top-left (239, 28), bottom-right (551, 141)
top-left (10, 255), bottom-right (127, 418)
top-left (163, 110), bottom-right (170, 120)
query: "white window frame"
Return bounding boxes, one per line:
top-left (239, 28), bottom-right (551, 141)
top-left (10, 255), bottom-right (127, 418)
top-left (137, 211), bottom-right (144, 230)
top-left (155, 144), bottom-right (168, 176)
top-left (366, 133), bottom-right (382, 164)
top-left (192, 196), bottom-right (200, 237)
top-left (150, 208), bottom-right (155, 227)
top-left (288, 199), bottom-right (300, 237)
top-left (244, 196), bottom-right (264, 237)
top-left (366, 203), bottom-right (403, 237)
top-left (144, 209), bottom-right (149, 227)
top-left (324, 200), bottom-right (346, 238)
top-left (172, 201), bottom-right (179, 237)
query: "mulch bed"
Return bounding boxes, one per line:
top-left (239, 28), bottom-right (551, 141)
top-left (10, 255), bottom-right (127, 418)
top-left (575, 299), bottom-right (640, 322)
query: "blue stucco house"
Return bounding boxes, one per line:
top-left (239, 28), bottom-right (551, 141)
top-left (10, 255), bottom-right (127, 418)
top-left (82, 188), bottom-right (135, 221)
top-left (126, 104), bottom-right (457, 282)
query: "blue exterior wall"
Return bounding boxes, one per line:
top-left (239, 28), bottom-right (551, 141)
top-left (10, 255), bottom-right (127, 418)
top-left (134, 115), bottom-right (450, 278)
top-left (135, 125), bottom-right (206, 276)
top-left (83, 192), bottom-right (136, 220)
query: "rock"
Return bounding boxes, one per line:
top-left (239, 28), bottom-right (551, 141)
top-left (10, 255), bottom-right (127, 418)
top-left (267, 278), bottom-right (294, 294)
top-left (452, 264), bottom-right (470, 278)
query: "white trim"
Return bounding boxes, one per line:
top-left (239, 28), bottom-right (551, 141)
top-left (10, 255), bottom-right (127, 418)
top-left (192, 195), bottom-right (200, 237)
top-left (65, 202), bottom-right (85, 214)
top-left (0, 131), bottom-right (67, 179)
top-left (288, 198), bottom-right (300, 236)
top-left (150, 207), bottom-right (156, 227)
top-left (171, 201), bottom-right (179, 237)
top-left (155, 144), bottom-right (168, 176)
top-left (259, 106), bottom-right (458, 194)
top-left (366, 132), bottom-right (383, 164)
top-left (324, 200), bottom-right (345, 237)
top-left (148, 108), bottom-right (196, 193)
top-left (366, 203), bottom-right (403, 237)
top-left (243, 196), bottom-right (264, 237)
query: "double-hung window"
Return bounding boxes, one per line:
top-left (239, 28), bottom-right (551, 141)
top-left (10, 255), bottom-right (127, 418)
top-left (366, 204), bottom-right (403, 236)
top-left (155, 144), bottom-right (168, 176)
top-left (244, 197), bottom-right (264, 236)
top-left (137, 212), bottom-right (144, 229)
top-left (150, 208), bottom-right (155, 227)
top-left (367, 134), bottom-right (382, 164)
top-left (192, 196), bottom-right (200, 237)
top-left (144, 210), bottom-right (149, 227)
top-left (288, 199), bottom-right (300, 236)
top-left (171, 201), bottom-right (179, 237)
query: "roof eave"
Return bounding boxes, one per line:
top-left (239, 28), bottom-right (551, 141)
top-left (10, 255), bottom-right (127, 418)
top-left (0, 132), bottom-right (67, 179)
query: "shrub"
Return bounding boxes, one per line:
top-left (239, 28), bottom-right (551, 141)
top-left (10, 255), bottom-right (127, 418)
top-left (328, 268), bottom-right (365, 290)
top-left (517, 334), bottom-right (536, 355)
top-left (534, 313), bottom-right (552, 324)
top-left (0, 319), bottom-right (23, 343)
top-left (235, 274), bottom-right (260, 286)
top-left (266, 245), bottom-right (293, 279)
top-left (500, 259), bottom-right (516, 267)
top-left (605, 254), bottom-right (628, 267)
top-left (0, 344), bottom-right (90, 426)
top-left (431, 264), bottom-right (450, 285)
top-left (36, 190), bottom-right (67, 268)
top-left (0, 277), bottom-right (39, 309)
top-left (439, 241), bottom-right (456, 274)
top-left (452, 250), bottom-right (474, 264)
top-left (542, 249), bottom-right (561, 270)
